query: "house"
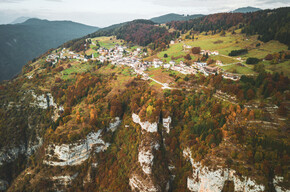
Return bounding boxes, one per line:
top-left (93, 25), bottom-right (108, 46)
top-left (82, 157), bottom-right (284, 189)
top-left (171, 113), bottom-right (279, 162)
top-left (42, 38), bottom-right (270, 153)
top-left (163, 64), bottom-right (171, 69)
top-left (212, 51), bottom-right (219, 55)
top-left (204, 66), bottom-right (219, 74)
top-left (196, 62), bottom-right (207, 69)
top-left (216, 60), bottom-right (223, 66)
top-left (183, 44), bottom-right (192, 49)
top-left (154, 63), bottom-right (161, 68)
top-left (170, 40), bottom-right (175, 45)
top-left (169, 60), bottom-right (176, 65)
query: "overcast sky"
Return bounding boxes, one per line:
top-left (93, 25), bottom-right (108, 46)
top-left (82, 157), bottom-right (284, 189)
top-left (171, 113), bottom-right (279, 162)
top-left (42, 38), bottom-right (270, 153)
top-left (0, 0), bottom-right (289, 27)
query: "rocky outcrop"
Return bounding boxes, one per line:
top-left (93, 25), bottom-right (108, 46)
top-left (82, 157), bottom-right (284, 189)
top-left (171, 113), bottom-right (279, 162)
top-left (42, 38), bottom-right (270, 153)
top-left (0, 136), bottom-right (42, 166)
top-left (107, 117), bottom-right (122, 132)
top-left (273, 176), bottom-right (289, 192)
top-left (138, 141), bottom-right (160, 175)
top-left (30, 91), bottom-right (64, 121)
top-left (132, 113), bottom-right (158, 133)
top-left (44, 130), bottom-right (109, 166)
top-left (130, 114), bottom-right (159, 191)
top-left (0, 179), bottom-right (8, 191)
top-left (130, 113), bottom-right (169, 192)
top-left (129, 174), bottom-right (159, 192)
top-left (162, 116), bottom-right (171, 134)
top-left (183, 148), bottom-right (265, 192)
top-left (51, 173), bottom-right (79, 187)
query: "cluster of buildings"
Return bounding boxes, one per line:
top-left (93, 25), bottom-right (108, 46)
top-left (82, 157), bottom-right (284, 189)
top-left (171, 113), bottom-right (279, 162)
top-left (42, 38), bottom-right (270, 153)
top-left (201, 50), bottom-right (219, 56)
top-left (46, 48), bottom-right (93, 64)
top-left (96, 45), bottom-right (240, 81)
top-left (45, 43), bottom-right (239, 82)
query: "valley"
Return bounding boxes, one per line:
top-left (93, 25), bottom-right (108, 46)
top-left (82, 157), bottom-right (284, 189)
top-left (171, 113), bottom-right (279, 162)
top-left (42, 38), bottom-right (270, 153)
top-left (0, 6), bottom-right (289, 192)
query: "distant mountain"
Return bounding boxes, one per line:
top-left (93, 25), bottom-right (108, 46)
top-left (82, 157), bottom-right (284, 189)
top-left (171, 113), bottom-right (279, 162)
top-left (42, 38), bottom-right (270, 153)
top-left (0, 18), bottom-right (99, 81)
top-left (232, 6), bottom-right (262, 13)
top-left (10, 17), bottom-right (31, 24)
top-left (150, 13), bottom-right (204, 24)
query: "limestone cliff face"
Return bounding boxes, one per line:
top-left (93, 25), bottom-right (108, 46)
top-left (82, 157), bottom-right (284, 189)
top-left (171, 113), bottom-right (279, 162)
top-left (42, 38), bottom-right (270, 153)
top-left (183, 148), bottom-right (289, 192)
top-left (43, 130), bottom-right (110, 166)
top-left (0, 90), bottom-right (59, 190)
top-left (130, 113), bottom-right (169, 192)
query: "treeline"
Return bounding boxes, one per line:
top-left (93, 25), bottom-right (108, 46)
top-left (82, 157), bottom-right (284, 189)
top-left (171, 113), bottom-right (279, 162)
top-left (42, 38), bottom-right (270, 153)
top-left (62, 38), bottom-right (87, 52)
top-left (115, 23), bottom-right (172, 47)
top-left (242, 7), bottom-right (290, 47)
top-left (229, 49), bottom-right (248, 56)
top-left (167, 13), bottom-right (244, 33)
top-left (167, 7), bottom-right (290, 47)
top-left (86, 19), bottom-right (177, 51)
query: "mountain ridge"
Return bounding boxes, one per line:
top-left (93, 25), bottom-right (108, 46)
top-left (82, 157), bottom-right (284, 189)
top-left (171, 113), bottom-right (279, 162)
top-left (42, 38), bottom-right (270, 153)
top-left (150, 13), bottom-right (204, 24)
top-left (0, 18), bottom-right (99, 81)
top-left (232, 6), bottom-right (262, 13)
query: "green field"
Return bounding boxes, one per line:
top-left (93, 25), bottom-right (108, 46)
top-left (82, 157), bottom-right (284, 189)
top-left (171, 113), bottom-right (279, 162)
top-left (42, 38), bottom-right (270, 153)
top-left (154, 31), bottom-right (289, 75)
top-left (221, 64), bottom-right (256, 75)
top-left (92, 36), bottom-right (123, 49)
top-left (157, 43), bottom-right (188, 62)
top-left (61, 63), bottom-right (95, 80)
top-left (263, 60), bottom-right (290, 76)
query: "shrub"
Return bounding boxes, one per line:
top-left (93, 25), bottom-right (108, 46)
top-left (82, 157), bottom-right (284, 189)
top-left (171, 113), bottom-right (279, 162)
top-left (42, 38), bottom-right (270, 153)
top-left (229, 49), bottom-right (248, 56)
top-left (191, 47), bottom-right (201, 54)
top-left (246, 57), bottom-right (260, 64)
top-left (265, 54), bottom-right (273, 60)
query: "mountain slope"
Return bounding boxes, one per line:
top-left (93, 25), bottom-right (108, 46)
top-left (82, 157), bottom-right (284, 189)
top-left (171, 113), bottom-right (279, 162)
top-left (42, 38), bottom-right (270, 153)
top-left (232, 6), bottom-right (262, 13)
top-left (150, 13), bottom-right (204, 24)
top-left (168, 7), bottom-right (290, 47)
top-left (77, 19), bottom-right (178, 52)
top-left (0, 7), bottom-right (289, 192)
top-left (0, 18), bottom-right (99, 81)
top-left (10, 17), bottom-right (31, 24)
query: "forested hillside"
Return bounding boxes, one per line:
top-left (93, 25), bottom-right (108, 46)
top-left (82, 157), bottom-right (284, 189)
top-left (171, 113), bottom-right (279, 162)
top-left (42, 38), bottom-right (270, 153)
top-left (168, 7), bottom-right (290, 47)
top-left (150, 13), bottom-right (204, 24)
top-left (0, 18), bottom-right (99, 81)
top-left (0, 6), bottom-right (289, 192)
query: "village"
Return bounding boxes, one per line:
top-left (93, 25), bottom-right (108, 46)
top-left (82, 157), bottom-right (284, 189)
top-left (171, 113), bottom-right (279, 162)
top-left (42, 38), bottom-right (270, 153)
top-left (46, 41), bottom-right (240, 86)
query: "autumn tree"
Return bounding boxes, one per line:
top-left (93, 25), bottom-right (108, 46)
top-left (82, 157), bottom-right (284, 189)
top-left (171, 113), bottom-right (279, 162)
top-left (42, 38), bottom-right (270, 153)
top-left (277, 104), bottom-right (287, 116)
top-left (246, 89), bottom-right (255, 100)
top-left (191, 47), bottom-right (201, 54)
top-left (184, 54), bottom-right (192, 60)
top-left (265, 54), bottom-right (273, 60)
top-left (110, 99), bottom-right (122, 117)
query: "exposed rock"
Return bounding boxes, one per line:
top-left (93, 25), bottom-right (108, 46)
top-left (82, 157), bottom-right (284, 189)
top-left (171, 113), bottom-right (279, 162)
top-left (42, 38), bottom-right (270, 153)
top-left (0, 135), bottom-right (42, 166)
top-left (0, 179), bottom-right (8, 191)
top-left (51, 173), bottom-right (78, 186)
top-left (107, 117), bottom-right (122, 132)
top-left (30, 91), bottom-right (63, 120)
top-left (162, 116), bottom-right (171, 134)
top-left (44, 130), bottom-right (110, 166)
top-left (273, 176), bottom-right (289, 192)
top-left (183, 148), bottom-right (265, 192)
top-left (132, 113), bottom-right (158, 133)
top-left (0, 145), bottom-right (26, 166)
top-left (138, 148), bottom-right (154, 175)
top-left (130, 113), bottom-right (163, 192)
top-left (129, 174), bottom-right (159, 192)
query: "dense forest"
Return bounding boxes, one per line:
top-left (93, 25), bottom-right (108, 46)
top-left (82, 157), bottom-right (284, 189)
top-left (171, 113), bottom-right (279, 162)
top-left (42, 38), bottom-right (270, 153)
top-left (0, 18), bottom-right (99, 81)
top-left (65, 20), bottom-right (180, 52)
top-left (0, 5), bottom-right (289, 192)
top-left (167, 7), bottom-right (290, 47)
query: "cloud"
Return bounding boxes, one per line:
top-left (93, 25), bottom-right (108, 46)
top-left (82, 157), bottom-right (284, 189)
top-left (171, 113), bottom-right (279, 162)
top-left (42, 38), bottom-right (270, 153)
top-left (0, 0), bottom-right (26, 3)
top-left (45, 0), bottom-right (62, 2)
